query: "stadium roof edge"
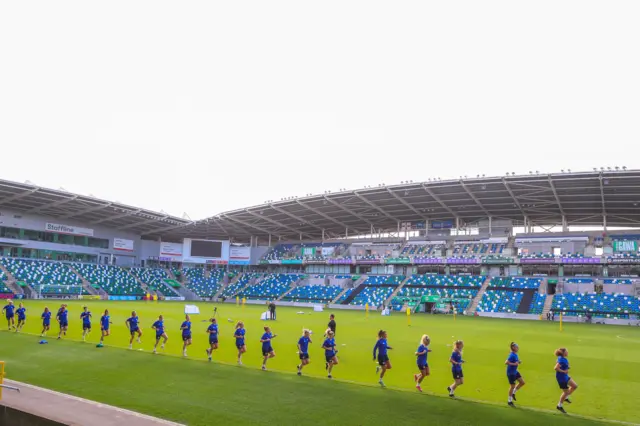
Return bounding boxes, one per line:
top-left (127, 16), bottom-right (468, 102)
top-left (1, 169), bottom-right (640, 242)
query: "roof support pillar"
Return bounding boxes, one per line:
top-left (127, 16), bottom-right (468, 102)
top-left (268, 234), bottom-right (272, 247)
top-left (345, 227), bottom-right (348, 238)
top-left (562, 215), bottom-right (568, 232)
top-left (322, 229), bottom-right (325, 242)
top-left (603, 214), bottom-right (607, 232)
top-left (489, 216), bottom-right (492, 237)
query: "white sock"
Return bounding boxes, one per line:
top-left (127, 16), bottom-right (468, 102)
top-left (508, 396), bottom-right (513, 402)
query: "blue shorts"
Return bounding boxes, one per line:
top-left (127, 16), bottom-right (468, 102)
top-left (83, 323), bottom-right (91, 330)
top-left (325, 353), bottom-right (336, 363)
top-left (377, 354), bottom-right (390, 366)
top-left (156, 332), bottom-right (165, 340)
top-left (508, 372), bottom-right (522, 384)
top-left (418, 363), bottom-right (428, 371)
top-left (43, 321), bottom-right (50, 327)
top-left (452, 369), bottom-right (463, 380)
top-left (6, 314), bottom-right (14, 320)
top-left (236, 341), bottom-right (245, 349)
top-left (558, 376), bottom-right (571, 389)
top-left (209, 337), bottom-right (218, 345)
top-left (182, 333), bottom-right (192, 341)
top-left (101, 326), bottom-right (110, 332)
top-left (59, 321), bottom-right (68, 328)
top-left (18, 316), bottom-right (25, 322)
top-left (299, 352), bottom-right (309, 360)
top-left (262, 346), bottom-right (274, 356)
top-left (130, 327), bottom-right (139, 334)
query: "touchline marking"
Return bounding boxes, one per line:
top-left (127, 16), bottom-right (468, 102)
top-left (2, 330), bottom-right (638, 426)
top-left (3, 379), bottom-right (185, 426)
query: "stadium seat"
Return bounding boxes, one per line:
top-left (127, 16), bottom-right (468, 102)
top-left (528, 293), bottom-right (547, 314)
top-left (1, 258), bottom-right (81, 288)
top-left (184, 270), bottom-right (225, 297)
top-left (553, 292), bottom-right (640, 319)
top-left (282, 285), bottom-right (342, 303)
top-left (129, 268), bottom-right (169, 290)
top-left (489, 277), bottom-right (542, 289)
top-left (476, 290), bottom-right (524, 313)
top-left (73, 263), bottom-right (144, 296)
top-left (239, 274), bottom-right (303, 300)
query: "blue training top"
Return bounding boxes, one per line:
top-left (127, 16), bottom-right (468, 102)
top-left (506, 352), bottom-right (519, 375)
top-left (451, 350), bottom-right (463, 372)
top-left (101, 315), bottom-right (110, 329)
top-left (16, 307), bottom-right (26, 320)
top-left (81, 311), bottom-right (91, 324)
top-left (417, 344), bottom-right (428, 365)
top-left (42, 311), bottom-right (51, 324)
top-left (234, 328), bottom-right (245, 345)
top-left (127, 316), bottom-right (139, 330)
top-left (298, 336), bottom-right (311, 354)
top-left (373, 338), bottom-right (391, 358)
top-left (4, 304), bottom-right (15, 316)
top-left (208, 323), bottom-right (218, 339)
top-left (57, 309), bottom-right (68, 322)
top-left (261, 332), bottom-right (274, 350)
top-left (323, 337), bottom-right (336, 357)
top-left (153, 320), bottom-right (164, 334)
top-left (556, 356), bottom-right (570, 381)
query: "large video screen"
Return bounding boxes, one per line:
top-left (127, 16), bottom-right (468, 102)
top-left (190, 240), bottom-right (223, 258)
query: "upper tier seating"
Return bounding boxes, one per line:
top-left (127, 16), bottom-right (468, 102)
top-left (363, 275), bottom-right (405, 285)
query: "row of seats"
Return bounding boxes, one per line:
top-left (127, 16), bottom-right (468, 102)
top-left (400, 244), bottom-right (443, 256)
top-left (185, 270), bottom-right (225, 297)
top-left (73, 263), bottom-right (144, 296)
top-left (603, 279), bottom-right (633, 284)
top-left (0, 270), bottom-right (12, 293)
top-left (406, 275), bottom-right (484, 287)
top-left (221, 273), bottom-right (259, 298)
top-left (240, 274), bottom-right (303, 300)
top-left (453, 243), bottom-right (505, 255)
top-left (1, 258), bottom-right (81, 287)
top-left (528, 293), bottom-right (547, 314)
top-left (490, 277), bottom-right (542, 289)
top-left (364, 275), bottom-right (405, 285)
top-left (553, 293), bottom-right (640, 318)
top-left (477, 290), bottom-right (524, 314)
top-left (282, 285), bottom-right (342, 303)
top-left (41, 285), bottom-right (89, 295)
top-left (566, 278), bottom-right (594, 284)
top-left (349, 286), bottom-right (394, 307)
top-left (129, 268), bottom-right (169, 289)
top-left (333, 288), bottom-right (353, 304)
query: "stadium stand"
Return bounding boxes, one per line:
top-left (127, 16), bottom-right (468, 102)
top-left (129, 268), bottom-right (169, 290)
top-left (349, 286), bottom-right (396, 307)
top-left (73, 263), bottom-right (144, 296)
top-left (477, 290), bottom-right (524, 313)
top-left (1, 258), bottom-right (81, 287)
top-left (184, 269), bottom-right (225, 297)
top-left (405, 274), bottom-right (483, 287)
top-left (0, 269), bottom-right (13, 294)
top-left (221, 273), bottom-right (258, 298)
top-left (489, 277), bottom-right (542, 289)
top-left (40, 285), bottom-right (88, 295)
top-left (552, 292), bottom-right (640, 318)
top-left (239, 274), bottom-right (303, 300)
top-left (281, 284), bottom-right (342, 303)
top-left (528, 293), bottom-right (547, 314)
top-left (333, 288), bottom-right (353, 304)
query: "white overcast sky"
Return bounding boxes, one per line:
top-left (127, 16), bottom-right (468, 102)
top-left (1, 1), bottom-right (639, 220)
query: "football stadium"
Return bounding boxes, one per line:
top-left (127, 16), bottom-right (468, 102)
top-left (0, 172), bottom-right (639, 425)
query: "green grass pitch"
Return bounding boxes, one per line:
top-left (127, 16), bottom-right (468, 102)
top-left (0, 300), bottom-right (638, 425)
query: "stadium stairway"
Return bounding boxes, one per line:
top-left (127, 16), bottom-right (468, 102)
top-left (331, 287), bottom-right (351, 304)
top-left (230, 274), bottom-right (263, 298)
top-left (542, 293), bottom-right (555, 317)
top-left (127, 272), bottom-right (164, 297)
top-left (276, 275), bottom-right (303, 301)
top-left (68, 265), bottom-right (101, 297)
top-left (214, 274), bottom-right (240, 299)
top-left (465, 276), bottom-right (492, 315)
top-left (204, 269), bottom-right (211, 279)
top-left (383, 275), bottom-right (411, 307)
top-left (159, 280), bottom-right (183, 298)
top-left (0, 264), bottom-right (24, 296)
top-left (340, 276), bottom-right (368, 305)
top-left (165, 267), bottom-right (178, 281)
top-left (516, 289), bottom-right (537, 314)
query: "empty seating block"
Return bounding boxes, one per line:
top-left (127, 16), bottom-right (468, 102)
top-left (41, 285), bottom-right (88, 295)
top-left (185, 270), bottom-right (225, 297)
top-left (129, 268), bottom-right (169, 289)
top-left (553, 293), bottom-right (640, 318)
top-left (1, 258), bottom-right (81, 287)
top-left (240, 274), bottom-right (302, 300)
top-left (528, 293), bottom-right (547, 314)
top-left (490, 277), bottom-right (542, 289)
top-left (477, 290), bottom-right (524, 313)
top-left (0, 270), bottom-right (12, 294)
top-left (350, 286), bottom-right (394, 307)
top-left (73, 263), bottom-right (144, 296)
top-left (406, 275), bottom-right (483, 287)
top-left (222, 274), bottom-right (258, 298)
top-left (364, 275), bottom-right (405, 285)
top-left (282, 285), bottom-right (342, 303)
top-left (333, 288), bottom-right (353, 304)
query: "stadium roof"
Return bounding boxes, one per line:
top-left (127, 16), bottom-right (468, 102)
top-left (1, 170), bottom-right (640, 242)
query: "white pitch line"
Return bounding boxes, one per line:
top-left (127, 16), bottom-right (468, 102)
top-left (3, 379), bottom-right (186, 426)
